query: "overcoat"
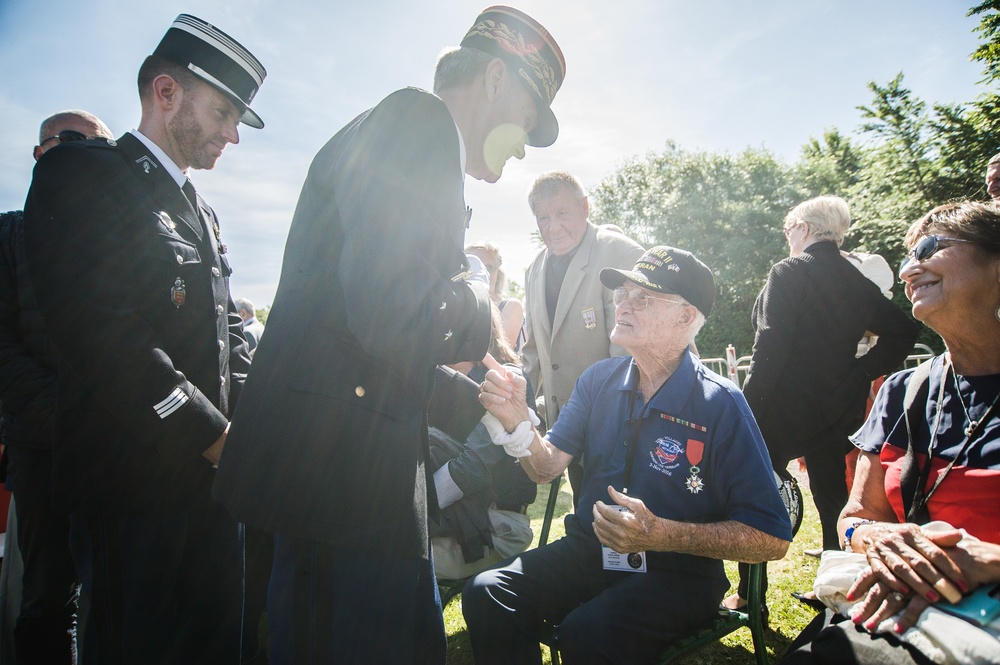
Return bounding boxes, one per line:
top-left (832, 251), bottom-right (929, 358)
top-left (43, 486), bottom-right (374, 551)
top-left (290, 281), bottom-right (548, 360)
top-left (742, 241), bottom-right (919, 462)
top-left (213, 88), bottom-right (492, 559)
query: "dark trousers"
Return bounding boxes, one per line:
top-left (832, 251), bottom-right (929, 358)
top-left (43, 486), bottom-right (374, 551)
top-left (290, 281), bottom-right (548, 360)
top-left (6, 445), bottom-right (79, 665)
top-left (738, 439), bottom-right (849, 601)
top-left (243, 525), bottom-right (273, 665)
top-left (804, 441), bottom-right (850, 551)
top-left (69, 492), bottom-right (243, 665)
top-left (267, 534), bottom-right (446, 665)
top-left (779, 608), bottom-right (935, 665)
top-left (462, 516), bottom-right (727, 665)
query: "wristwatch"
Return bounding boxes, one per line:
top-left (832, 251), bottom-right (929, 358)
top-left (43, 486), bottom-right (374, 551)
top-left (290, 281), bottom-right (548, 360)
top-left (843, 519), bottom-right (876, 552)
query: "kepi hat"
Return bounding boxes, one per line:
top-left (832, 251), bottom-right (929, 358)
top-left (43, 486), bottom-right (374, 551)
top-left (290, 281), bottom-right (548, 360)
top-left (153, 14), bottom-right (267, 129)
top-left (600, 246), bottom-right (716, 317)
top-left (461, 5), bottom-right (565, 148)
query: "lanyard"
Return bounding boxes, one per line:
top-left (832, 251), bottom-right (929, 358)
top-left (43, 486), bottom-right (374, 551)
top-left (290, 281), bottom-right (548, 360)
top-left (622, 385), bottom-right (642, 494)
top-left (908, 359), bottom-right (1000, 521)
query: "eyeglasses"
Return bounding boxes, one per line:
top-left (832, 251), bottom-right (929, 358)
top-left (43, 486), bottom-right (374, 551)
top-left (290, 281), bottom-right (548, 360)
top-left (39, 130), bottom-right (89, 147)
top-left (783, 220), bottom-right (806, 237)
top-left (899, 234), bottom-right (973, 273)
top-left (612, 286), bottom-right (685, 311)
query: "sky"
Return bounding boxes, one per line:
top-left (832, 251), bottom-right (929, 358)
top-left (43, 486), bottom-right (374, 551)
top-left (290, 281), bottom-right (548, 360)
top-left (0, 0), bottom-right (988, 308)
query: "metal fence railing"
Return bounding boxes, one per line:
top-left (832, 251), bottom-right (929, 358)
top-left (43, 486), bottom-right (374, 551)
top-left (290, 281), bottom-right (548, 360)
top-left (704, 343), bottom-right (936, 387)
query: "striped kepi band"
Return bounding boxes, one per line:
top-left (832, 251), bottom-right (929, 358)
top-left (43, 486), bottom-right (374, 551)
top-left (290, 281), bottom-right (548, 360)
top-left (152, 14), bottom-right (267, 128)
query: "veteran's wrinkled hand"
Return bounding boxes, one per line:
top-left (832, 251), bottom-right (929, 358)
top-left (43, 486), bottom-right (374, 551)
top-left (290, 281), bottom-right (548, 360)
top-left (592, 486), bottom-right (659, 554)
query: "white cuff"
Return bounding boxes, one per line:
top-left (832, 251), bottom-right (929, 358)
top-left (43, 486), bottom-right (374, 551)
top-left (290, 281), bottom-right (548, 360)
top-left (480, 412), bottom-right (534, 458)
top-left (433, 464), bottom-right (464, 510)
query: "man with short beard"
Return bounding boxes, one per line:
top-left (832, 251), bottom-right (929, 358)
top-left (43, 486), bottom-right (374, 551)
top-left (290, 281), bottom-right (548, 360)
top-left (22, 15), bottom-right (266, 664)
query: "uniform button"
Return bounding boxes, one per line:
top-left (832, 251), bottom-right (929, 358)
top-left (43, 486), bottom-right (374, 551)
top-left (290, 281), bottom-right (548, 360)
top-left (216, 304), bottom-right (225, 315)
top-left (552, 364), bottom-right (559, 370)
top-left (176, 254), bottom-right (184, 264)
top-left (355, 386), bottom-right (365, 397)
top-left (218, 340), bottom-right (225, 351)
top-left (212, 267), bottom-right (221, 277)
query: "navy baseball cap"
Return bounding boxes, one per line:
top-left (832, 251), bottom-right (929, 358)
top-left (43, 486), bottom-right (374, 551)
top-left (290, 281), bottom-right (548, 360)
top-left (600, 246), bottom-right (716, 317)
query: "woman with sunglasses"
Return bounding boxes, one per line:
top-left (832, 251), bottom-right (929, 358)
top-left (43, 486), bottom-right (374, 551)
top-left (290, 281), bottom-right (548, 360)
top-left (724, 195), bottom-right (919, 615)
top-left (779, 201), bottom-right (1000, 665)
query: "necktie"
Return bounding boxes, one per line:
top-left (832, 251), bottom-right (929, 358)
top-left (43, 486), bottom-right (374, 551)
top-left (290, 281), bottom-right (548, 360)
top-left (182, 178), bottom-right (199, 213)
top-left (181, 178), bottom-right (208, 241)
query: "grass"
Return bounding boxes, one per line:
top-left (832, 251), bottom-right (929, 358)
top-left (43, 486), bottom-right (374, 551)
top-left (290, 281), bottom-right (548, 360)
top-left (442, 464), bottom-right (824, 664)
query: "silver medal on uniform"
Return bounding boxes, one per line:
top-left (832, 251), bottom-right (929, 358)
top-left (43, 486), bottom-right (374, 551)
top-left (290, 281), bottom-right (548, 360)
top-left (171, 278), bottom-right (186, 308)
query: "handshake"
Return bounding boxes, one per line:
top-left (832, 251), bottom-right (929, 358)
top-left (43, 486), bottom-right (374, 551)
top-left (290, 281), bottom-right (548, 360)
top-left (481, 408), bottom-right (540, 458)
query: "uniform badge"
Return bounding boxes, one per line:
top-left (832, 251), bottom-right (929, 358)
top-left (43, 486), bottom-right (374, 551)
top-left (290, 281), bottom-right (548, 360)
top-left (685, 439), bottom-right (705, 494)
top-left (135, 155), bottom-right (157, 174)
top-left (213, 223), bottom-right (227, 253)
top-left (170, 278), bottom-right (186, 308)
top-left (156, 211), bottom-right (176, 231)
top-left (581, 307), bottom-right (597, 330)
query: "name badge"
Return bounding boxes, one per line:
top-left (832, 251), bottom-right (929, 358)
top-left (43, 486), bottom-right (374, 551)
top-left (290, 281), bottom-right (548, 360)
top-left (602, 546), bottom-right (647, 573)
top-left (600, 505), bottom-right (647, 573)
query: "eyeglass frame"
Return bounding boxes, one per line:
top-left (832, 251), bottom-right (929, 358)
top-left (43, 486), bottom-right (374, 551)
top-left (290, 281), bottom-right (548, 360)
top-left (898, 234), bottom-right (974, 275)
top-left (39, 129), bottom-right (90, 147)
top-left (612, 286), bottom-right (687, 311)
top-left (782, 219), bottom-right (808, 237)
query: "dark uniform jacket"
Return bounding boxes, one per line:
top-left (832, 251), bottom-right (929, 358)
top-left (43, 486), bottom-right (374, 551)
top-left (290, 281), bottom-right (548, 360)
top-left (0, 210), bottom-right (59, 449)
top-left (742, 241), bottom-right (919, 463)
top-left (22, 133), bottom-right (251, 517)
top-left (213, 88), bottom-right (492, 559)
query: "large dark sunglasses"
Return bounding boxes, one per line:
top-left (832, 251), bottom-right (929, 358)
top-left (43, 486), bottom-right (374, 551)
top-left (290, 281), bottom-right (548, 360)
top-left (39, 130), bottom-right (90, 147)
top-left (899, 234), bottom-right (973, 274)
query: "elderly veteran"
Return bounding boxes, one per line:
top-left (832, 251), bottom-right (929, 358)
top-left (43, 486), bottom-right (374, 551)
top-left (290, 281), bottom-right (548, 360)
top-left (463, 246), bottom-right (792, 665)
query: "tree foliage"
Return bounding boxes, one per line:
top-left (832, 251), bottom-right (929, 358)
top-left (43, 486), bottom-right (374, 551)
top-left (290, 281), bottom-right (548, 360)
top-left (588, 144), bottom-right (798, 354)
top-left (970, 0), bottom-right (1000, 84)
top-left (584, 3), bottom-right (1000, 357)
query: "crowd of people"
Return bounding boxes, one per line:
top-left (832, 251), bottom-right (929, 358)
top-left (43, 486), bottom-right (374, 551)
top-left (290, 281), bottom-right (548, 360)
top-left (0, 5), bottom-right (998, 665)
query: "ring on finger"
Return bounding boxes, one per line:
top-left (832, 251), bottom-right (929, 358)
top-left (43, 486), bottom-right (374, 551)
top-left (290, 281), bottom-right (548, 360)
top-left (890, 591), bottom-right (906, 603)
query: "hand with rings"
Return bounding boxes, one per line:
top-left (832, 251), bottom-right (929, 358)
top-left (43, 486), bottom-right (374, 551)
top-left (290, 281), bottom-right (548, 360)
top-left (850, 576), bottom-right (929, 635)
top-left (846, 522), bottom-right (966, 610)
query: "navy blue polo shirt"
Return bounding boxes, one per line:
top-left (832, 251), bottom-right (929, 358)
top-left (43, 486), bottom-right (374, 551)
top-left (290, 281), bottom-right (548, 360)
top-left (547, 352), bottom-right (792, 576)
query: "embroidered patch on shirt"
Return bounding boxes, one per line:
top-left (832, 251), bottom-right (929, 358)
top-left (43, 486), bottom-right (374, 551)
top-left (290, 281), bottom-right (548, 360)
top-left (649, 436), bottom-right (684, 475)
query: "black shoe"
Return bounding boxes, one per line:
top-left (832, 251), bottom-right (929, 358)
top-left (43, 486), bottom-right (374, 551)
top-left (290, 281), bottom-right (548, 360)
top-left (791, 591), bottom-right (825, 611)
